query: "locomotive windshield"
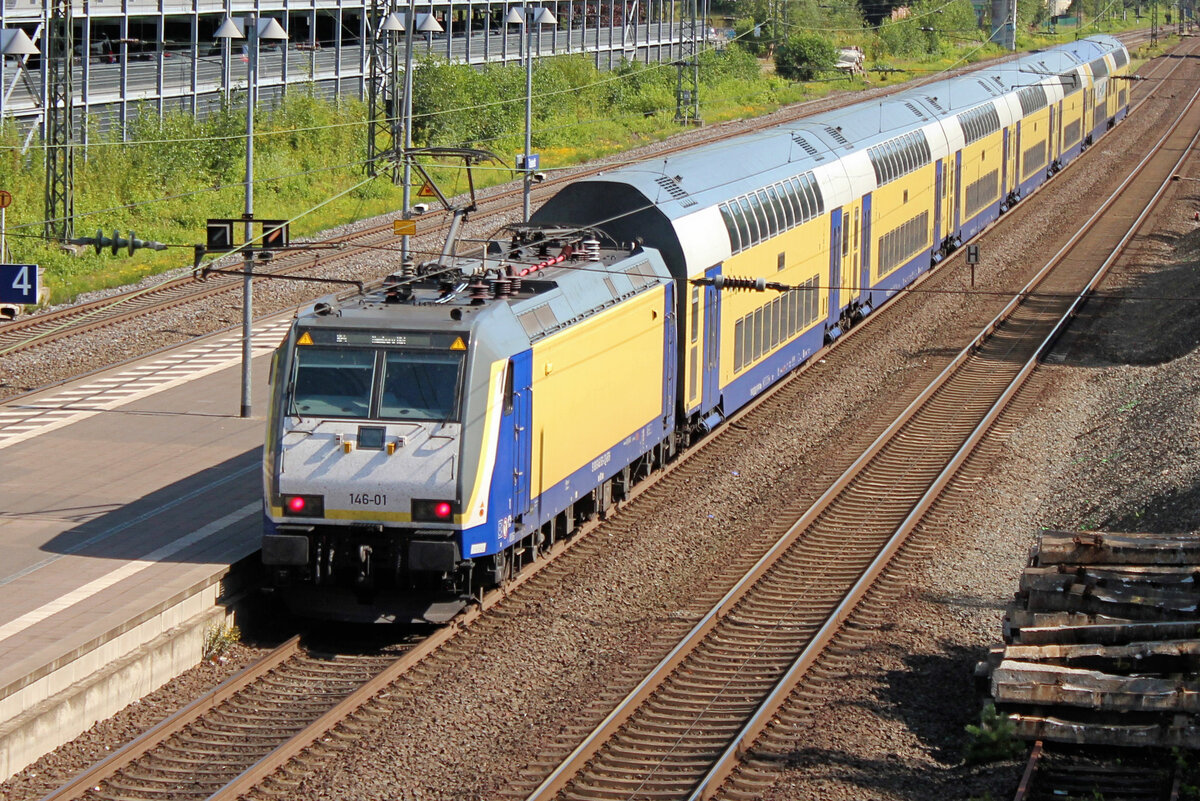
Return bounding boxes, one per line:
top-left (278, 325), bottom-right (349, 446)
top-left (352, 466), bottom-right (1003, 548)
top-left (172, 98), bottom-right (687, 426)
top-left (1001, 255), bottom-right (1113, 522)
top-left (288, 342), bottom-right (464, 421)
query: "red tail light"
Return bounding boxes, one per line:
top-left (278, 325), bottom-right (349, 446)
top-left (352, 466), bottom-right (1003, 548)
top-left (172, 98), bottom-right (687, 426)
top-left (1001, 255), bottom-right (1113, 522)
top-left (413, 499), bottom-right (458, 522)
top-left (281, 494), bottom-right (324, 517)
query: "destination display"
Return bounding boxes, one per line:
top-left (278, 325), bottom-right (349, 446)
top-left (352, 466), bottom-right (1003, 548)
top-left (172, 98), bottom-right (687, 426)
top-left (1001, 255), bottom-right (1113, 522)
top-left (297, 328), bottom-right (467, 350)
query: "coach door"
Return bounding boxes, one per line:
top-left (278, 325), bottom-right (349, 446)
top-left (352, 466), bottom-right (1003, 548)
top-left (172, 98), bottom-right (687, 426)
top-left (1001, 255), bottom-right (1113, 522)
top-left (933, 162), bottom-right (943, 247)
top-left (953, 152), bottom-right (962, 232)
top-left (1083, 88), bottom-right (1091, 141)
top-left (701, 264), bottom-right (721, 413)
top-left (1001, 128), bottom-right (1009, 198)
top-left (828, 209), bottom-right (843, 326)
top-left (1048, 105), bottom-right (1056, 167)
top-left (1056, 100), bottom-right (1064, 162)
top-left (860, 194), bottom-right (873, 295)
top-left (846, 201), bottom-right (862, 299)
top-left (508, 352), bottom-right (533, 521)
top-left (1014, 122), bottom-right (1022, 191)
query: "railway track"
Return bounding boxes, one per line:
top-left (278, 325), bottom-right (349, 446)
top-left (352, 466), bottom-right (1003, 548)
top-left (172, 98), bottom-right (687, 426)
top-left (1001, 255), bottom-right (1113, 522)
top-left (490, 37), bottom-right (1200, 801)
top-left (1013, 742), bottom-right (1183, 801)
top-left (0, 30), bottom-right (1152, 364)
top-left (30, 29), bottom-right (1178, 801)
top-left (37, 636), bottom-right (425, 801)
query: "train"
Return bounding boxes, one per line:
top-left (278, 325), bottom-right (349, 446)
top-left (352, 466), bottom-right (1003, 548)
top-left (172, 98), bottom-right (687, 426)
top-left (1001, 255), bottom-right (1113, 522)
top-left (261, 35), bottom-right (1130, 622)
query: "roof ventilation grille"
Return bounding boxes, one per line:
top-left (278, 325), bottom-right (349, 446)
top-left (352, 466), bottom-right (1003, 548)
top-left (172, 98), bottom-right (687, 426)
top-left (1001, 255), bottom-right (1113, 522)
top-left (654, 175), bottom-right (697, 207)
top-left (824, 125), bottom-right (852, 149)
top-left (791, 133), bottom-right (824, 160)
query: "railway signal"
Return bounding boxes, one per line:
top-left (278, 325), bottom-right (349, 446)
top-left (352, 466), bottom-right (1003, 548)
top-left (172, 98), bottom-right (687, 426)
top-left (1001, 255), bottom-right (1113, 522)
top-left (204, 218), bottom-right (290, 253)
top-left (966, 243), bottom-right (980, 288)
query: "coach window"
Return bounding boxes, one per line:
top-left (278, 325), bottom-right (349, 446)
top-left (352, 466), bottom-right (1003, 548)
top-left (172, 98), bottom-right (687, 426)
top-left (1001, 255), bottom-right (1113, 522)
top-left (757, 190), bottom-right (778, 236)
top-left (787, 179), bottom-right (806, 220)
top-left (691, 286), bottom-right (700, 344)
top-left (740, 197), bottom-right (762, 244)
top-left (841, 214), bottom-right (850, 257)
top-left (795, 179), bottom-right (810, 220)
top-left (768, 186), bottom-right (791, 230)
top-left (801, 178), bottom-right (818, 219)
top-left (734, 319), bottom-right (744, 372)
top-left (853, 208), bottom-right (860, 245)
top-left (778, 252), bottom-right (786, 272)
top-left (754, 307), bottom-right (765, 358)
top-left (772, 297), bottom-right (783, 346)
top-left (731, 201), bottom-right (752, 251)
top-left (720, 204), bottom-right (743, 252)
top-left (752, 190), bottom-right (774, 236)
top-left (781, 181), bottom-right (798, 222)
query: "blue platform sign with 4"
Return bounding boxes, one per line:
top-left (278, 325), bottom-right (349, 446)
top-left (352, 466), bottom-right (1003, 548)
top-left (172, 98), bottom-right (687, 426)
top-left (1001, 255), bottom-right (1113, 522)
top-left (0, 263), bottom-right (39, 305)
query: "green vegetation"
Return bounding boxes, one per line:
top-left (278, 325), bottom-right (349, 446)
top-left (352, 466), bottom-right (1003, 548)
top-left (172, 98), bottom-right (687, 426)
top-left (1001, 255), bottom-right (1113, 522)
top-left (0, 0), bottom-right (1163, 304)
top-left (202, 621), bottom-right (241, 659)
top-left (964, 703), bottom-right (1026, 764)
top-left (775, 32), bottom-right (838, 81)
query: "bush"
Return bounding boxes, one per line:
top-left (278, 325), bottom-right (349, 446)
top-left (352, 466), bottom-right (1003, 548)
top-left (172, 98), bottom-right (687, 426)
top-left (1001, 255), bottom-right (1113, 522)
top-left (964, 704), bottom-right (1026, 764)
top-left (774, 32), bottom-right (837, 81)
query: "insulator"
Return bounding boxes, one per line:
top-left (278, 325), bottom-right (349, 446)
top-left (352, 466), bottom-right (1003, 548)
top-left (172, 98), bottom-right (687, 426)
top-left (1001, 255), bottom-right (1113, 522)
top-left (509, 275), bottom-right (522, 294)
top-left (493, 278), bottom-right (512, 298)
top-left (468, 277), bottom-right (490, 306)
top-left (712, 275), bottom-right (767, 292)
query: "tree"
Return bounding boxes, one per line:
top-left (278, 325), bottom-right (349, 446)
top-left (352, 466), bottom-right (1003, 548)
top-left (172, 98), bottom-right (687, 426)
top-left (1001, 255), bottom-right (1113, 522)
top-left (774, 32), bottom-right (837, 80)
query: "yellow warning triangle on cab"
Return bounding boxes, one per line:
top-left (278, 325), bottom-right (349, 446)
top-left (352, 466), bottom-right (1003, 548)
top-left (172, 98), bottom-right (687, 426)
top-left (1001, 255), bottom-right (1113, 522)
top-left (450, 336), bottom-right (466, 351)
top-left (418, 182), bottom-right (437, 198)
top-left (297, 331), bottom-right (314, 345)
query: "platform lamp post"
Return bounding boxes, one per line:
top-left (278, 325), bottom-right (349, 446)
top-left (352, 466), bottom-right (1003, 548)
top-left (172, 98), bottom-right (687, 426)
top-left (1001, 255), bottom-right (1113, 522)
top-left (380, 11), bottom-right (406, 184)
top-left (214, 14), bottom-right (288, 419)
top-left (0, 29), bottom-right (39, 123)
top-left (506, 5), bottom-right (556, 222)
top-left (0, 29), bottom-right (37, 261)
top-left (400, 6), bottom-right (442, 269)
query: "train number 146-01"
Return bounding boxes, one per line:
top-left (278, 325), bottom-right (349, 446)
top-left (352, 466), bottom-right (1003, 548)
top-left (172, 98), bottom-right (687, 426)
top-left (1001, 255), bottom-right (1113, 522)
top-left (349, 493), bottom-right (387, 506)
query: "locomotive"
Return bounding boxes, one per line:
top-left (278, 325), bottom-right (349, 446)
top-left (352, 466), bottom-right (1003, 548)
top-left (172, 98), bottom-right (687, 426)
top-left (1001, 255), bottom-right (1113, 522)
top-left (262, 35), bottom-right (1129, 622)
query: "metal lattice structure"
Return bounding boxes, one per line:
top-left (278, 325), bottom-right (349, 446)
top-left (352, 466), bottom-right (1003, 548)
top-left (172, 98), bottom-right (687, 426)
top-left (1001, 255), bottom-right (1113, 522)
top-left (44, 0), bottom-right (74, 242)
top-left (674, 0), bottom-right (701, 126)
top-left (365, 0), bottom-right (393, 179)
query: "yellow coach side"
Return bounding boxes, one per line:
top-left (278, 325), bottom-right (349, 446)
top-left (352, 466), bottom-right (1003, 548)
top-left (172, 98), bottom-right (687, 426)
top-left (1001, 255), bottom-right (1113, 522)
top-left (1018, 103), bottom-right (1052, 186)
top-left (869, 161), bottom-right (936, 285)
top-left (529, 285), bottom-right (667, 497)
top-left (718, 213), bottom-right (830, 384)
top-left (958, 127), bottom-right (1004, 226)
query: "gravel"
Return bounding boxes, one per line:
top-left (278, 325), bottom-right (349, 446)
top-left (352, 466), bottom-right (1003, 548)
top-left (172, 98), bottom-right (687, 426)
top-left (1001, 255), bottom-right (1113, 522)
top-left (1, 37), bottom-right (1191, 801)
top-left (0, 646), bottom-right (267, 801)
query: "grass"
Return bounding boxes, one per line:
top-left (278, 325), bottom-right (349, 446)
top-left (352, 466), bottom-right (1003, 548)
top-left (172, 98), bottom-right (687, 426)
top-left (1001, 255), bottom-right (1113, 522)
top-left (6, 14), bottom-right (1161, 305)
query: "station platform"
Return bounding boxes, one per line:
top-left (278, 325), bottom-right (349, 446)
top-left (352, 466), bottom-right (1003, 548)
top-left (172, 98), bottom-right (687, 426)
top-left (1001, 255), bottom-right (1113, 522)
top-left (0, 317), bottom-right (291, 781)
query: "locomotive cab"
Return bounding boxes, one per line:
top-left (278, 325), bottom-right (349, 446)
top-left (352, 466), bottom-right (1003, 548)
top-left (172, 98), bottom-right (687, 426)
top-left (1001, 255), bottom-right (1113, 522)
top-left (264, 323), bottom-right (471, 620)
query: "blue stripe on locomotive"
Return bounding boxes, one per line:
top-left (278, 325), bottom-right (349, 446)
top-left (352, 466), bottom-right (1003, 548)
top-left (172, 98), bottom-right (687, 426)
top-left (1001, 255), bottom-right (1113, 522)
top-left (459, 281), bottom-right (677, 560)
